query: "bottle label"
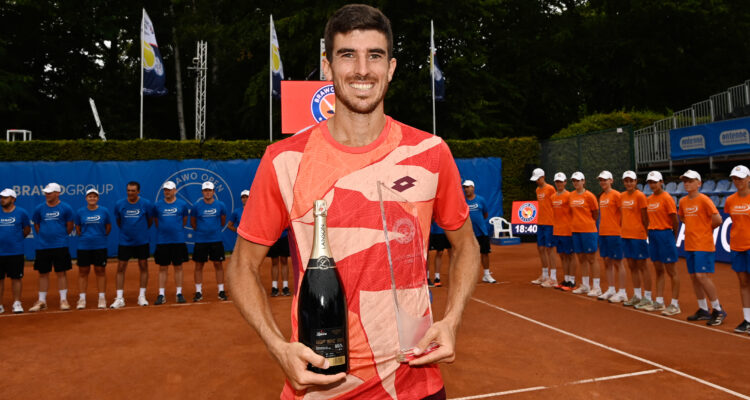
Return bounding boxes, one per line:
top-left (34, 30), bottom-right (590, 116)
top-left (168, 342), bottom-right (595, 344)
top-left (312, 326), bottom-right (347, 366)
top-left (306, 256), bottom-right (336, 270)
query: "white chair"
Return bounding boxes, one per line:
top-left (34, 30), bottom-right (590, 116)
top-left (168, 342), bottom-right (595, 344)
top-left (489, 216), bottom-right (514, 238)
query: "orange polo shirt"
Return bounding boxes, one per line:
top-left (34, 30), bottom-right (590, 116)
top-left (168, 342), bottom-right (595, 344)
top-left (678, 193), bottom-right (719, 252)
top-left (647, 191), bottom-right (676, 231)
top-left (599, 189), bottom-right (622, 236)
top-left (569, 190), bottom-right (598, 233)
top-left (551, 190), bottom-right (572, 236)
top-left (536, 183), bottom-right (556, 226)
top-left (724, 192), bottom-right (750, 251)
top-left (620, 190), bottom-right (648, 240)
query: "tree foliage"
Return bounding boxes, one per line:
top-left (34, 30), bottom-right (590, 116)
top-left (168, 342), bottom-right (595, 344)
top-left (1, 0), bottom-right (749, 140)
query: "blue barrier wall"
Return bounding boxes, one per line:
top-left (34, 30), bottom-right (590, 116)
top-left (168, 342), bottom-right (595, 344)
top-left (2, 157), bottom-right (503, 260)
top-left (670, 116), bottom-right (750, 160)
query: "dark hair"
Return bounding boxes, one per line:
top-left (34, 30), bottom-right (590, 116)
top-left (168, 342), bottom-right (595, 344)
top-left (324, 4), bottom-right (393, 62)
top-left (127, 181), bottom-right (140, 190)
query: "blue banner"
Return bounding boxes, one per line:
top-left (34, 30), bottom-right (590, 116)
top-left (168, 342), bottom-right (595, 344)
top-left (1, 157), bottom-right (502, 260)
top-left (670, 116), bottom-right (750, 160)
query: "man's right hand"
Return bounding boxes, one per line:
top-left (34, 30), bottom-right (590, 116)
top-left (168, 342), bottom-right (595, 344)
top-left (274, 342), bottom-right (346, 391)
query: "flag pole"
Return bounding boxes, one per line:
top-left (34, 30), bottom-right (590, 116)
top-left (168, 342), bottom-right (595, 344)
top-left (430, 20), bottom-right (436, 136)
top-left (140, 9), bottom-right (145, 139)
top-left (269, 15), bottom-right (273, 142)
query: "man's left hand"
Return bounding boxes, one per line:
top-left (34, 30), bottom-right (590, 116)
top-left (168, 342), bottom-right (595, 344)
top-left (408, 319), bottom-right (457, 366)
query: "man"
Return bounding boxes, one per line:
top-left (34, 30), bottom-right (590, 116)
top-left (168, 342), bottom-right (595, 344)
top-left (226, 5), bottom-right (479, 398)
top-left (643, 171), bottom-right (680, 313)
top-left (463, 180), bottom-right (497, 283)
top-left (569, 172), bottom-right (601, 296)
top-left (678, 170), bottom-right (724, 323)
top-left (596, 171), bottom-right (628, 303)
top-left (620, 171), bottom-right (652, 308)
top-left (530, 168), bottom-right (557, 287)
top-left (726, 165), bottom-right (750, 334)
top-left (226, 189), bottom-right (249, 233)
top-left (153, 181), bottom-right (189, 305)
top-left (74, 188), bottom-right (111, 309)
top-left (111, 181), bottom-right (154, 309)
top-left (191, 181), bottom-right (228, 302)
top-left (0, 188), bottom-right (31, 313)
top-left (30, 182), bottom-right (74, 312)
top-left (267, 229), bottom-right (291, 297)
top-left (427, 221), bottom-right (452, 287)
top-left (550, 173), bottom-right (574, 290)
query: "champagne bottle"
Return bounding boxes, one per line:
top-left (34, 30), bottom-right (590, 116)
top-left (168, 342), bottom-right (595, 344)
top-left (298, 200), bottom-right (349, 375)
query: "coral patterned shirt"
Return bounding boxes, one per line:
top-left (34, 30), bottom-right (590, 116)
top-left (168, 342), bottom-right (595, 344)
top-left (238, 117), bottom-right (468, 400)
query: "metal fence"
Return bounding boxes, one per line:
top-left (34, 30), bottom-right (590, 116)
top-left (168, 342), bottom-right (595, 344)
top-left (634, 79), bottom-right (750, 168)
top-left (541, 127), bottom-right (634, 193)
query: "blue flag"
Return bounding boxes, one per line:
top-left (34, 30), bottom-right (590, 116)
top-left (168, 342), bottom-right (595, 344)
top-left (430, 22), bottom-right (445, 102)
top-left (142, 9), bottom-right (167, 96)
top-left (270, 16), bottom-right (284, 99)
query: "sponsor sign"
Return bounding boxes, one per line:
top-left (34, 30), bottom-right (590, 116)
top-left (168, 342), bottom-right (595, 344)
top-left (281, 81), bottom-right (335, 134)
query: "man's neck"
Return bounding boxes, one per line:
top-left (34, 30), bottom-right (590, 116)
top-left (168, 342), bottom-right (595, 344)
top-left (203, 198), bottom-right (215, 204)
top-left (466, 194), bottom-right (476, 201)
top-left (687, 190), bottom-right (699, 199)
top-left (327, 111), bottom-right (386, 148)
top-left (653, 188), bottom-right (663, 195)
top-left (164, 197), bottom-right (176, 204)
top-left (87, 204), bottom-right (98, 210)
top-left (576, 188), bottom-right (585, 194)
top-left (46, 199), bottom-right (60, 207)
top-left (127, 197), bottom-right (139, 204)
top-left (2, 205), bottom-right (15, 213)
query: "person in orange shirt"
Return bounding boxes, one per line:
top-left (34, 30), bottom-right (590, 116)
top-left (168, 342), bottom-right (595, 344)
top-left (597, 171), bottom-right (628, 303)
top-left (726, 165), bottom-right (750, 334)
top-left (530, 168), bottom-right (558, 287)
top-left (643, 171), bottom-right (680, 314)
top-left (550, 172), bottom-right (575, 290)
top-left (620, 170), bottom-right (652, 308)
top-left (679, 170), bottom-right (726, 325)
top-left (569, 172), bottom-right (601, 296)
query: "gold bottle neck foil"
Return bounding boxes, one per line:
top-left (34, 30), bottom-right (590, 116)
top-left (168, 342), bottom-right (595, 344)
top-left (310, 200), bottom-right (333, 263)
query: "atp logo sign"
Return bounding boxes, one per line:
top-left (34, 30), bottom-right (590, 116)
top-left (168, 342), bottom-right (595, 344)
top-left (517, 202), bottom-right (537, 223)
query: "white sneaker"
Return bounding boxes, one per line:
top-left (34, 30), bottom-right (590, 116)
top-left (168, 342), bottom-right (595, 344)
top-left (110, 298), bottom-right (125, 309)
top-left (608, 292), bottom-right (628, 303)
top-left (482, 274), bottom-right (497, 284)
top-left (29, 300), bottom-right (47, 312)
top-left (0, 305), bottom-right (4, 314)
top-left (541, 278), bottom-right (558, 288)
top-left (572, 285), bottom-right (590, 294)
top-left (12, 301), bottom-right (23, 314)
top-left (59, 299), bottom-right (71, 311)
top-left (531, 275), bottom-right (545, 285)
top-left (98, 297), bottom-right (106, 309)
top-left (76, 298), bottom-right (86, 310)
top-left (586, 287), bottom-right (603, 297)
top-left (137, 295), bottom-right (148, 306)
top-left (597, 290), bottom-right (615, 300)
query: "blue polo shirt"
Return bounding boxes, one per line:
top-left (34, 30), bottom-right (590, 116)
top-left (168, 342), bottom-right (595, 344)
top-left (191, 199), bottom-right (227, 243)
top-left (154, 198), bottom-right (189, 244)
top-left (430, 221), bottom-right (445, 235)
top-left (229, 205), bottom-right (244, 228)
top-left (32, 201), bottom-right (74, 249)
top-left (0, 207), bottom-right (31, 256)
top-left (114, 198), bottom-right (154, 246)
top-left (75, 206), bottom-right (111, 250)
top-left (466, 195), bottom-right (489, 237)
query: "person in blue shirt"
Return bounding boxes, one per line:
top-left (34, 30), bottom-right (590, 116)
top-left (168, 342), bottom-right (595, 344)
top-left (190, 181), bottom-right (228, 302)
top-left (427, 221), bottom-right (452, 288)
top-left (29, 182), bottom-right (75, 312)
top-left (74, 188), bottom-right (111, 310)
top-left (111, 181), bottom-right (154, 309)
top-left (226, 189), bottom-right (249, 233)
top-left (463, 180), bottom-right (497, 283)
top-left (267, 229), bottom-right (291, 297)
top-left (152, 181), bottom-right (189, 305)
top-left (0, 188), bottom-right (31, 314)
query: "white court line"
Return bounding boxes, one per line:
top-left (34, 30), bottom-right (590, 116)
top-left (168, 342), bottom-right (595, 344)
top-left (449, 369), bottom-right (663, 400)
top-left (546, 285), bottom-right (750, 341)
top-left (472, 297), bottom-right (750, 400)
top-left (0, 299), bottom-right (232, 318)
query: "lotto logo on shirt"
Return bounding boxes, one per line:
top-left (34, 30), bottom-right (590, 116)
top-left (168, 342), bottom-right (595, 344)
top-left (517, 202), bottom-right (537, 223)
top-left (0, 217), bottom-right (16, 226)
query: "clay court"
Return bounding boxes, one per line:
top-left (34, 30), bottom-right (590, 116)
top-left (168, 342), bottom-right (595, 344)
top-left (1, 242), bottom-right (749, 399)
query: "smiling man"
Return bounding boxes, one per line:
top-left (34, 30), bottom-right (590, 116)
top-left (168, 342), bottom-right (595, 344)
top-left (227, 5), bottom-right (479, 399)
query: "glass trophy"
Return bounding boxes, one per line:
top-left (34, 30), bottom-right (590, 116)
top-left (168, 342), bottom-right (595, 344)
top-left (377, 182), bottom-right (439, 363)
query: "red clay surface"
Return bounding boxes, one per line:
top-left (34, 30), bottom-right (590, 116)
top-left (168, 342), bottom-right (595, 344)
top-left (1, 243), bottom-right (749, 399)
